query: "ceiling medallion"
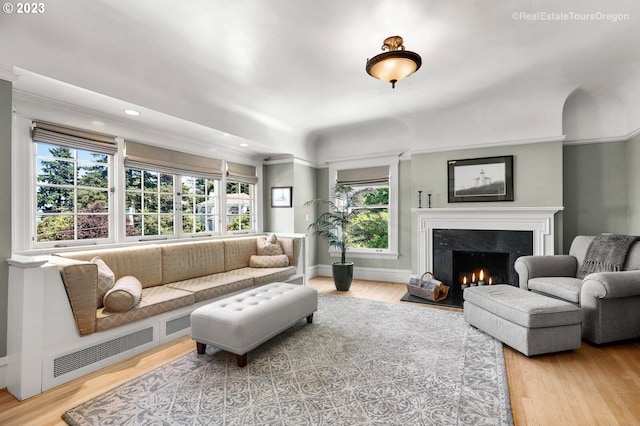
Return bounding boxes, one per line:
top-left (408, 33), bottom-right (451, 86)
top-left (366, 35), bottom-right (422, 89)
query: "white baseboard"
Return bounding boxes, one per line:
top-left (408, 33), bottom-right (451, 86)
top-left (0, 356), bottom-right (7, 391)
top-left (312, 264), bottom-right (412, 284)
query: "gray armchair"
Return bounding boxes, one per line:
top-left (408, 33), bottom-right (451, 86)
top-left (515, 235), bottom-right (640, 344)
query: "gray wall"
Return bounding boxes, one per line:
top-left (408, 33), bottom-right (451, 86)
top-left (0, 79), bottom-right (12, 357)
top-left (627, 135), bottom-right (640, 235)
top-left (263, 163), bottom-right (295, 233)
top-left (410, 141), bottom-right (565, 267)
top-left (306, 142), bottom-right (565, 274)
top-left (563, 136), bottom-right (640, 246)
top-left (410, 142), bottom-right (564, 209)
top-left (263, 161), bottom-right (317, 270)
top-left (263, 161), bottom-right (316, 235)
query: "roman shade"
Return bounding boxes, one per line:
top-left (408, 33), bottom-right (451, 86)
top-left (336, 166), bottom-right (389, 186)
top-left (124, 141), bottom-right (222, 180)
top-left (227, 161), bottom-right (258, 184)
top-left (32, 121), bottom-right (117, 155)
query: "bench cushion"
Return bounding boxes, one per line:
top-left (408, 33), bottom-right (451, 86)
top-left (96, 286), bottom-right (194, 331)
top-left (166, 272), bottom-right (255, 303)
top-left (232, 266), bottom-right (297, 286)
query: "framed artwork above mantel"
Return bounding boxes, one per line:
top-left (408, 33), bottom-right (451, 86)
top-left (447, 155), bottom-right (514, 203)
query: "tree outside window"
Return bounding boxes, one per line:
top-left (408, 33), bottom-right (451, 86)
top-left (125, 168), bottom-right (174, 237)
top-left (36, 143), bottom-right (110, 243)
top-left (346, 186), bottom-right (389, 250)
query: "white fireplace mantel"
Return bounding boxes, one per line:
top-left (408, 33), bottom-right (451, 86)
top-left (412, 207), bottom-right (563, 276)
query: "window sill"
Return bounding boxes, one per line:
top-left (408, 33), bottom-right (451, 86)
top-left (329, 250), bottom-right (399, 261)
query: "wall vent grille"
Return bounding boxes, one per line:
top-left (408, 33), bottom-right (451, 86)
top-left (53, 327), bottom-right (153, 378)
top-left (166, 314), bottom-right (190, 335)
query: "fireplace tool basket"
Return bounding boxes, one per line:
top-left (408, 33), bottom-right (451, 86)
top-left (407, 272), bottom-right (450, 302)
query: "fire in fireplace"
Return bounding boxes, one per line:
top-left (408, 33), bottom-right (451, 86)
top-left (454, 251), bottom-right (509, 289)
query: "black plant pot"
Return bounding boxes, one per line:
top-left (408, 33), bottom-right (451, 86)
top-left (332, 262), bottom-right (354, 291)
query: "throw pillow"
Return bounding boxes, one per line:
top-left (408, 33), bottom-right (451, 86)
top-left (257, 234), bottom-right (284, 256)
top-left (250, 254), bottom-right (290, 268)
top-left (91, 256), bottom-right (116, 303)
top-left (103, 276), bottom-right (142, 312)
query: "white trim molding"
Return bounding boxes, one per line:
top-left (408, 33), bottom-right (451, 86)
top-left (413, 207), bottom-right (563, 277)
top-left (314, 264), bottom-right (412, 284)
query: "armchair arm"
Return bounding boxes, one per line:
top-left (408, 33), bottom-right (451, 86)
top-left (580, 270), bottom-right (640, 344)
top-left (581, 270), bottom-right (640, 300)
top-left (514, 255), bottom-right (578, 290)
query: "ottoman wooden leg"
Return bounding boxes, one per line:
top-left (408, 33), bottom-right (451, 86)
top-left (306, 313), bottom-right (314, 324)
top-left (236, 353), bottom-right (248, 367)
top-left (196, 342), bottom-right (206, 354)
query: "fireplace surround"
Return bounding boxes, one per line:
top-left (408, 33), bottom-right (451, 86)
top-left (413, 207), bottom-right (562, 305)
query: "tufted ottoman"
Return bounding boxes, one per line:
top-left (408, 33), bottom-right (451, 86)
top-left (190, 282), bottom-right (318, 367)
top-left (463, 284), bottom-right (582, 356)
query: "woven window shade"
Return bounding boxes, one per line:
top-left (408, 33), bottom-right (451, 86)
top-left (124, 141), bottom-right (222, 179)
top-left (227, 161), bottom-right (258, 184)
top-left (32, 121), bottom-right (117, 155)
top-left (336, 166), bottom-right (389, 186)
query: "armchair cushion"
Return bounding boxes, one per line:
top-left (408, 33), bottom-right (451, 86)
top-left (528, 277), bottom-right (583, 304)
top-left (514, 255), bottom-right (577, 290)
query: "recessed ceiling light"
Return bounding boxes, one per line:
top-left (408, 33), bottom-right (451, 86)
top-left (240, 143), bottom-right (249, 147)
top-left (124, 109), bottom-right (140, 116)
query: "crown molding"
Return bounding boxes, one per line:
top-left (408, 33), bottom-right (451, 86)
top-left (411, 135), bottom-right (565, 156)
top-left (325, 151), bottom-right (404, 165)
top-left (263, 157), bottom-right (318, 168)
top-left (563, 127), bottom-right (640, 146)
top-left (0, 68), bottom-right (19, 83)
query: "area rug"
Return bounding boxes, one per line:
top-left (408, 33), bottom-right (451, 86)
top-left (63, 295), bottom-right (513, 426)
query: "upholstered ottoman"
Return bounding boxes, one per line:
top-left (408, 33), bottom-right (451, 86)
top-left (463, 284), bottom-right (582, 356)
top-left (190, 282), bottom-right (318, 367)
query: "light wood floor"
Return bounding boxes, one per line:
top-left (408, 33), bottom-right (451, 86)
top-left (1, 277), bottom-right (639, 425)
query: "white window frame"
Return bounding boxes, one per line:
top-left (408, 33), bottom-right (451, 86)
top-left (122, 166), bottom-right (177, 241)
top-left (328, 155), bottom-right (399, 260)
top-left (179, 175), bottom-right (221, 236)
top-left (224, 179), bottom-right (257, 234)
top-left (13, 115), bottom-right (263, 253)
top-left (34, 141), bottom-right (115, 247)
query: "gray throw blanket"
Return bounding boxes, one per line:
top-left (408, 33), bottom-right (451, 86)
top-left (577, 234), bottom-right (638, 278)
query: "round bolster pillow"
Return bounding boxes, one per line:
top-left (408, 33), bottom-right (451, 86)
top-left (103, 276), bottom-right (142, 312)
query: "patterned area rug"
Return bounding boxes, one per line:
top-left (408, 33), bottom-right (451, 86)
top-left (63, 295), bottom-right (513, 426)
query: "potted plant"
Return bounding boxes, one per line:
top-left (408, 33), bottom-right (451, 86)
top-left (305, 184), bottom-right (376, 291)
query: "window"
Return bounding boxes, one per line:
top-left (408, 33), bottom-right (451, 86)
top-left (24, 123), bottom-right (260, 250)
top-left (226, 181), bottom-right (255, 231)
top-left (181, 176), bottom-right (219, 234)
top-left (347, 186), bottom-right (389, 249)
top-left (225, 161), bottom-right (258, 233)
top-left (330, 158), bottom-right (399, 259)
top-left (32, 122), bottom-right (116, 246)
top-left (125, 168), bottom-right (175, 237)
top-left (124, 141), bottom-right (224, 239)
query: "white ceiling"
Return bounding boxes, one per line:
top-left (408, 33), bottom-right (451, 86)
top-left (2, 0), bottom-right (640, 163)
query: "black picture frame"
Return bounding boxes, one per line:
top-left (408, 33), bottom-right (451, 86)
top-left (447, 155), bottom-right (514, 203)
top-left (271, 186), bottom-right (293, 208)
